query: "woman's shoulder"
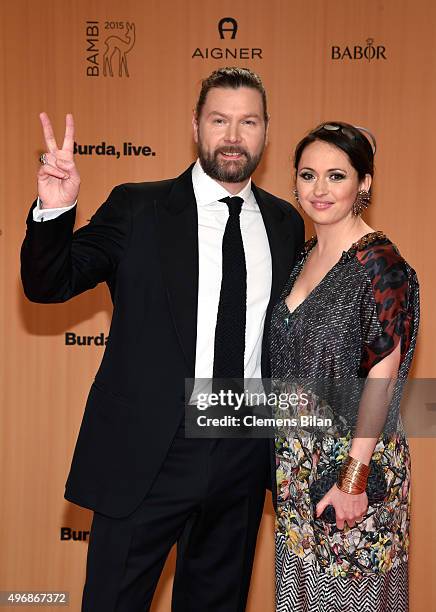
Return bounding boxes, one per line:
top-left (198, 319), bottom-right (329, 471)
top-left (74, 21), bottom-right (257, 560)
top-left (351, 231), bottom-right (415, 284)
top-left (352, 231), bottom-right (401, 262)
top-left (351, 232), bottom-right (419, 316)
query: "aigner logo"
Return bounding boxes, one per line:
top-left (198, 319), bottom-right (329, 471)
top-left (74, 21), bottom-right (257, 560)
top-left (218, 17), bottom-right (238, 39)
top-left (86, 20), bottom-right (136, 77)
top-left (192, 17), bottom-right (262, 60)
top-left (331, 38), bottom-right (387, 61)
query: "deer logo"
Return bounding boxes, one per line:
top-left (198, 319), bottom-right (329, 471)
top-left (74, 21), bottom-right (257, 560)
top-left (103, 22), bottom-right (136, 77)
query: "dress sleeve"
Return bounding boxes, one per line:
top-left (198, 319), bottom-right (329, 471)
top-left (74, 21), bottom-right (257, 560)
top-left (356, 243), bottom-right (415, 376)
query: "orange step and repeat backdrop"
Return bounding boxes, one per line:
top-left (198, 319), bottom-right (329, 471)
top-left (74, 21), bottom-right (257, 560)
top-left (1, 1), bottom-right (435, 610)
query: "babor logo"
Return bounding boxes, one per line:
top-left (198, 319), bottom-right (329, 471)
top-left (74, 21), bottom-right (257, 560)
top-left (192, 17), bottom-right (262, 60)
top-left (331, 38), bottom-right (387, 61)
top-left (218, 17), bottom-right (238, 40)
top-left (85, 20), bottom-right (136, 77)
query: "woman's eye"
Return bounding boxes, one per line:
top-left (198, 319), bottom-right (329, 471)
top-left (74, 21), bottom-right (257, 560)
top-left (329, 173), bottom-right (346, 181)
top-left (299, 172), bottom-right (315, 181)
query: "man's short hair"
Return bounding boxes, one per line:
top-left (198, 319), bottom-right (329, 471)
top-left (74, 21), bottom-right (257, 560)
top-left (195, 67), bottom-right (269, 124)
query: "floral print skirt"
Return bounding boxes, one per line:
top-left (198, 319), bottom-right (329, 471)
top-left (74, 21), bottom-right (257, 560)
top-left (275, 432), bottom-right (410, 611)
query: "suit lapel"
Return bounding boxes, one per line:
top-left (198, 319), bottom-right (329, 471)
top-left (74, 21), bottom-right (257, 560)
top-left (155, 166), bottom-right (198, 376)
top-left (252, 184), bottom-right (294, 307)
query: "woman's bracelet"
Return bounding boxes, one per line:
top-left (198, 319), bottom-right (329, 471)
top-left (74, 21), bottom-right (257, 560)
top-left (337, 455), bottom-right (370, 495)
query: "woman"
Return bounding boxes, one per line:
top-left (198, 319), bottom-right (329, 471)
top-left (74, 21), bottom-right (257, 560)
top-left (271, 122), bottom-right (419, 611)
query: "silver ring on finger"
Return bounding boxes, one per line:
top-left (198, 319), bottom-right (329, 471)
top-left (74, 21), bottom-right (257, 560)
top-left (39, 153), bottom-right (48, 165)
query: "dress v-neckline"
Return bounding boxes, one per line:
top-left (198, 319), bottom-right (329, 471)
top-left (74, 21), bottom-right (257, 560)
top-left (284, 231), bottom-right (386, 316)
top-left (284, 256), bottom-right (339, 316)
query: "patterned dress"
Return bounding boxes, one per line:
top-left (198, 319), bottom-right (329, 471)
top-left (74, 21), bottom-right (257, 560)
top-left (271, 232), bottom-right (420, 612)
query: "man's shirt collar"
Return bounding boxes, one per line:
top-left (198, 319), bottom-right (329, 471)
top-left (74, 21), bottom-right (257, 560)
top-left (192, 159), bottom-right (256, 209)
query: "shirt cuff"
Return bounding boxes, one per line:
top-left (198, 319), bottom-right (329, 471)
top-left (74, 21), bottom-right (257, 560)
top-left (33, 197), bottom-right (77, 222)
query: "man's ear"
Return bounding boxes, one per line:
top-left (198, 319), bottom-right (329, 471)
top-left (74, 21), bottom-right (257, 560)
top-left (265, 116), bottom-right (270, 146)
top-left (192, 112), bottom-right (199, 144)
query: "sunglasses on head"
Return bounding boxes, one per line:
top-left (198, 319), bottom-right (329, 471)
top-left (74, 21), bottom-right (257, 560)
top-left (317, 123), bottom-right (377, 154)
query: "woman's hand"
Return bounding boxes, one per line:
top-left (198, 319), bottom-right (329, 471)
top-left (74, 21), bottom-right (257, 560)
top-left (316, 484), bottom-right (368, 529)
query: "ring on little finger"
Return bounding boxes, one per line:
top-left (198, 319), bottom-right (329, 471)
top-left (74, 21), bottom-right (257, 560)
top-left (39, 153), bottom-right (48, 165)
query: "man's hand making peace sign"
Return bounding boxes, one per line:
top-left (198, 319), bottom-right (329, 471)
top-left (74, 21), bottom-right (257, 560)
top-left (38, 112), bottom-right (80, 208)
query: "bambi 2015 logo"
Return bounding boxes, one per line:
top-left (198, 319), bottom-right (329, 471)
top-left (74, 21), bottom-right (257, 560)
top-left (192, 17), bottom-right (263, 60)
top-left (85, 20), bottom-right (136, 77)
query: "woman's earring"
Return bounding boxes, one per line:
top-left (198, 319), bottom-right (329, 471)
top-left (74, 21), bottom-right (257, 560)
top-left (352, 190), bottom-right (371, 216)
top-left (293, 188), bottom-right (302, 209)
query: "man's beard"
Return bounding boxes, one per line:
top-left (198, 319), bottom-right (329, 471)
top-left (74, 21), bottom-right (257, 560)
top-left (197, 139), bottom-right (265, 184)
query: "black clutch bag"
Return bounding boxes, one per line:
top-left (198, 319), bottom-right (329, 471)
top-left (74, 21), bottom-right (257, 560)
top-left (308, 460), bottom-right (387, 524)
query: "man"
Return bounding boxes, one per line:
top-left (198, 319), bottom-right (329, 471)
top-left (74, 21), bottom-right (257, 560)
top-left (21, 67), bottom-right (304, 611)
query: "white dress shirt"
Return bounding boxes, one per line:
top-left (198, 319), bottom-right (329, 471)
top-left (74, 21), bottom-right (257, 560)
top-left (33, 198), bottom-right (76, 222)
top-left (192, 160), bottom-right (271, 382)
top-left (32, 160), bottom-right (272, 382)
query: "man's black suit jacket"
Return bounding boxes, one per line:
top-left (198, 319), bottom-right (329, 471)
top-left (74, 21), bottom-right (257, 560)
top-left (21, 165), bottom-right (304, 518)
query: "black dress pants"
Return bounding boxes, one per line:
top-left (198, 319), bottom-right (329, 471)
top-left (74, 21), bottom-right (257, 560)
top-left (81, 424), bottom-right (269, 611)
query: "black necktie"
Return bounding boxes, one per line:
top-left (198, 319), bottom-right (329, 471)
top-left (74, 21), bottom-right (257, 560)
top-left (213, 196), bottom-right (246, 382)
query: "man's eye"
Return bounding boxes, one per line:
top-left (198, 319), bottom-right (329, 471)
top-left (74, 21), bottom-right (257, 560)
top-left (243, 120), bottom-right (256, 125)
top-left (213, 118), bottom-right (225, 124)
